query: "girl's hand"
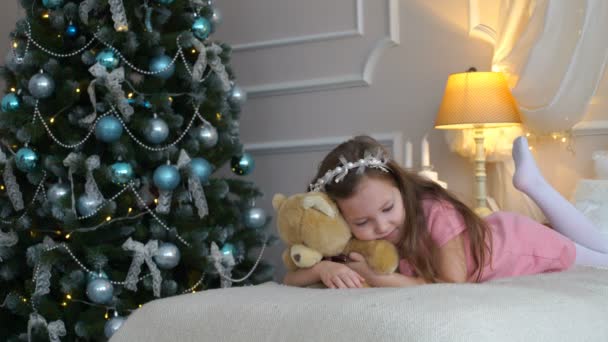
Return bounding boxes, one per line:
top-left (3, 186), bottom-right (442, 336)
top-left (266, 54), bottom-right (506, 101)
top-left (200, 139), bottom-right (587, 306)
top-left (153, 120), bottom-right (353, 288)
top-left (316, 260), bottom-right (365, 289)
top-left (348, 252), bottom-right (427, 287)
top-left (346, 252), bottom-right (378, 285)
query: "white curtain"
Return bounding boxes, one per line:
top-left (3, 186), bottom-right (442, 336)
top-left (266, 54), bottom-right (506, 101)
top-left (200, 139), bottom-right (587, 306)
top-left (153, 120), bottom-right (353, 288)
top-left (493, 0), bottom-right (608, 134)
top-left (447, 0), bottom-right (608, 219)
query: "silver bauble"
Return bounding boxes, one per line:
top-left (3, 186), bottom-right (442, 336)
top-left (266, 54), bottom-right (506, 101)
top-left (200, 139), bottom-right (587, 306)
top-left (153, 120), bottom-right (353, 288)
top-left (86, 278), bottom-right (113, 304)
top-left (28, 72), bottom-right (55, 99)
top-left (153, 242), bottom-right (181, 269)
top-left (229, 85), bottom-right (247, 105)
top-left (144, 117), bottom-right (170, 144)
top-left (104, 316), bottom-right (126, 338)
top-left (193, 124), bottom-right (218, 148)
top-left (243, 207), bottom-right (266, 229)
top-left (47, 182), bottom-right (71, 205)
top-left (76, 194), bottom-right (101, 217)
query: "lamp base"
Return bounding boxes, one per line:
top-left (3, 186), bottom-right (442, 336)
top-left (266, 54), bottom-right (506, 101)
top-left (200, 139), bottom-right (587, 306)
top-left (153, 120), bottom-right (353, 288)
top-left (474, 206), bottom-right (493, 218)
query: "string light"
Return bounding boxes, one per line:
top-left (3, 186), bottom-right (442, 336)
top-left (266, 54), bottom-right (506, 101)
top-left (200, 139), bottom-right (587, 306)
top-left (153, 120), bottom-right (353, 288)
top-left (66, 294), bottom-right (72, 300)
top-left (168, 96), bottom-right (173, 102)
top-left (76, 88), bottom-right (81, 93)
top-left (49, 117), bottom-right (55, 124)
top-left (55, 230), bottom-right (62, 235)
top-left (117, 25), bottom-right (129, 32)
top-left (57, 34), bottom-right (62, 38)
top-left (10, 87), bottom-right (16, 92)
top-left (128, 207), bottom-right (133, 213)
top-left (216, 113), bottom-right (222, 120)
top-left (65, 233), bottom-right (71, 239)
top-left (42, 12), bottom-right (50, 19)
top-left (528, 146), bottom-right (534, 151)
top-left (29, 231), bottom-right (36, 237)
top-left (138, 304), bottom-right (143, 308)
top-left (22, 297), bottom-right (27, 303)
top-left (0, 185), bottom-right (4, 190)
top-left (561, 137), bottom-right (567, 143)
top-left (12, 41), bottom-right (18, 48)
top-left (191, 48), bottom-right (196, 54)
top-left (128, 93), bottom-right (134, 99)
top-left (61, 301), bottom-right (68, 307)
top-left (105, 216), bottom-right (112, 222)
top-left (154, 198), bottom-right (159, 204)
top-left (104, 311), bottom-right (109, 319)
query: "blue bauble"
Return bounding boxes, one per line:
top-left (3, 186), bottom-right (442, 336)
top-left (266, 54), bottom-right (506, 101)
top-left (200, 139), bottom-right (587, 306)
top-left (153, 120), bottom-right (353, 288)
top-left (193, 124), bottom-right (218, 149)
top-left (153, 165), bottom-right (181, 191)
top-left (42, 0), bottom-right (64, 9)
top-left (231, 153), bottom-right (255, 176)
top-left (189, 157), bottom-right (213, 183)
top-left (243, 207), bottom-right (266, 229)
top-left (149, 55), bottom-right (175, 80)
top-left (65, 23), bottom-right (78, 38)
top-left (28, 73), bottom-right (55, 99)
top-left (15, 147), bottom-right (38, 172)
top-left (1, 93), bottom-right (21, 112)
top-left (104, 316), bottom-right (126, 339)
top-left (86, 278), bottom-right (113, 304)
top-left (47, 182), bottom-right (70, 205)
top-left (220, 243), bottom-right (235, 257)
top-left (144, 117), bottom-right (169, 144)
top-left (192, 17), bottom-right (211, 40)
top-left (76, 194), bottom-right (101, 217)
top-left (153, 242), bottom-right (181, 269)
top-left (155, 0), bottom-right (175, 4)
top-left (96, 49), bottom-right (119, 70)
top-left (110, 162), bottom-right (134, 185)
top-left (95, 116), bottom-right (123, 143)
top-left (229, 85), bottom-right (247, 106)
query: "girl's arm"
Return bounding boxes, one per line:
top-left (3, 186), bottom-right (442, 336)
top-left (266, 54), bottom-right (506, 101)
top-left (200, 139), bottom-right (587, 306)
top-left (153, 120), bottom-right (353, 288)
top-left (283, 260), bottom-right (365, 288)
top-left (347, 234), bottom-right (469, 287)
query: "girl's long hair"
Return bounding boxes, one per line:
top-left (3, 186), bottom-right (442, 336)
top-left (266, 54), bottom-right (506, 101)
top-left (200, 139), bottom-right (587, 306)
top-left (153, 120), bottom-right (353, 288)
top-left (311, 135), bottom-right (492, 283)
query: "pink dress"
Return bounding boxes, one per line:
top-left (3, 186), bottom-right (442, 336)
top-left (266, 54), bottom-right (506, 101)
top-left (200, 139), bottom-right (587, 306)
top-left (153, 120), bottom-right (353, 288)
top-left (399, 199), bottom-right (576, 282)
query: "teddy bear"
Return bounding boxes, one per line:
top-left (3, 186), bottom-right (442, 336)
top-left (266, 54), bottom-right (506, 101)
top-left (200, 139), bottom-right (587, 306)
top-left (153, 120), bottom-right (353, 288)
top-left (272, 191), bottom-right (399, 282)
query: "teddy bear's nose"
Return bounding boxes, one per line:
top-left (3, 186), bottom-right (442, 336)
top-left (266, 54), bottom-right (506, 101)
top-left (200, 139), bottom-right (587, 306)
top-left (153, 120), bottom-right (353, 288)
top-left (293, 254), bottom-right (301, 262)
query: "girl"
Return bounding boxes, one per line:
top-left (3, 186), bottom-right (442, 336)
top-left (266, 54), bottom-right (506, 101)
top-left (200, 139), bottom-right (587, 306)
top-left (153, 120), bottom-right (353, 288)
top-left (283, 135), bottom-right (608, 288)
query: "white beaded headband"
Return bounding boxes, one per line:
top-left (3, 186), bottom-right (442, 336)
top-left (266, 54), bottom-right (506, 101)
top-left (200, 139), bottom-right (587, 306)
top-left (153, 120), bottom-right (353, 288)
top-left (309, 151), bottom-right (390, 192)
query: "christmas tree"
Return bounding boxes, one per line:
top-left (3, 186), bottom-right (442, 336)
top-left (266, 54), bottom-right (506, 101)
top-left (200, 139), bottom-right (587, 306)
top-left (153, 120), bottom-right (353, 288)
top-left (0, 0), bottom-right (274, 340)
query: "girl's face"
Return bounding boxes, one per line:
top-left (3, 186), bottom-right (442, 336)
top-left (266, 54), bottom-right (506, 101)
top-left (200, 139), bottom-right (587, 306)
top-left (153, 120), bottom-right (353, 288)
top-left (336, 176), bottom-right (405, 245)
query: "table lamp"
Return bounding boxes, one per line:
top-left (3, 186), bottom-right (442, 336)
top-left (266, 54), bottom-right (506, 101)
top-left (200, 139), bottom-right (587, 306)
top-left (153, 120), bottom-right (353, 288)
top-left (434, 68), bottom-right (521, 217)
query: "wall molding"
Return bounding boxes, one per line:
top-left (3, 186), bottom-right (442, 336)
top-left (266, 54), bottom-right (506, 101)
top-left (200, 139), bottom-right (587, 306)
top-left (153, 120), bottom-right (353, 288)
top-left (244, 131), bottom-right (404, 165)
top-left (233, 0), bottom-right (363, 52)
top-left (468, 0), bottom-right (497, 45)
top-left (245, 0), bottom-right (400, 98)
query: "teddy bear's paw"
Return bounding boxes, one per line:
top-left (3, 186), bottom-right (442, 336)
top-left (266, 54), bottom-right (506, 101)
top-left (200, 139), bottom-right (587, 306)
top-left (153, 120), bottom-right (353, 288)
top-left (367, 242), bottom-right (399, 274)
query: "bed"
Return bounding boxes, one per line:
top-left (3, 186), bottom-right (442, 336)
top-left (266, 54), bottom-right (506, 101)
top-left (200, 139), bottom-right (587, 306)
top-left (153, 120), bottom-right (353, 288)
top-left (111, 266), bottom-right (608, 342)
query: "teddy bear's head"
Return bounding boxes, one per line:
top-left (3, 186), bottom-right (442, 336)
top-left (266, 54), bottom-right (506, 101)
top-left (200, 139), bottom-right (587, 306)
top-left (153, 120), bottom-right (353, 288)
top-left (272, 192), bottom-right (352, 270)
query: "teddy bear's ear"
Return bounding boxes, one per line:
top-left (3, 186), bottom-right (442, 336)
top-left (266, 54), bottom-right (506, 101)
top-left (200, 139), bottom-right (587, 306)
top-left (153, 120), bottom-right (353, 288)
top-left (272, 193), bottom-right (286, 210)
top-left (302, 195), bottom-right (336, 218)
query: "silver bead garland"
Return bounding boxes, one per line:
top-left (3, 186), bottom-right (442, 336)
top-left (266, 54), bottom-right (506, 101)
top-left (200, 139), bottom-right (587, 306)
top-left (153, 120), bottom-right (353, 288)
top-left (34, 102), bottom-right (208, 152)
top-left (112, 105), bottom-right (200, 152)
top-left (14, 22), bottom-right (211, 82)
top-left (34, 101), bottom-right (113, 149)
top-left (128, 183), bottom-right (191, 247)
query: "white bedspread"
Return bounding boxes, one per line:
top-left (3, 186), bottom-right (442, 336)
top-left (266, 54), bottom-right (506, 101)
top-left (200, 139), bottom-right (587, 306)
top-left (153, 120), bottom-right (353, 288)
top-left (112, 266), bottom-right (608, 342)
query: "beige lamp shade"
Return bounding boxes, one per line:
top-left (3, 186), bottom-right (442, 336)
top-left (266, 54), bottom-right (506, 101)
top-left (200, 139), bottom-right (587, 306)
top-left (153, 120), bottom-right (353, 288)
top-left (435, 71), bottom-right (522, 129)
